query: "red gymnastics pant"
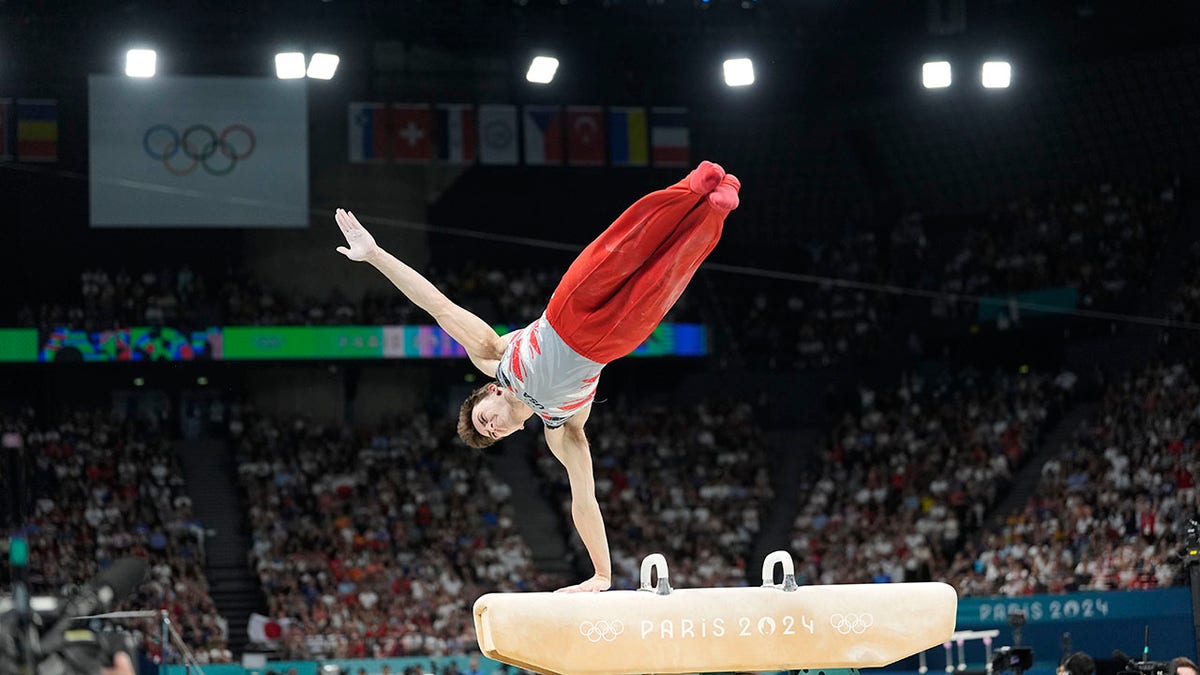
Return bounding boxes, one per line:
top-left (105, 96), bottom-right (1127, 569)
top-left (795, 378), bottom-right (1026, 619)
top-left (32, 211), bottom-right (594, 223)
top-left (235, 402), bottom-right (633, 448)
top-left (545, 161), bottom-right (741, 364)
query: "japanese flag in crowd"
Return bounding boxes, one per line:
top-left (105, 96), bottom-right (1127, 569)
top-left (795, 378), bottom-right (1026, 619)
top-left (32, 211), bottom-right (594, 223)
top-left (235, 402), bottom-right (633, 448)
top-left (522, 105), bottom-right (564, 165)
top-left (248, 613), bottom-right (292, 644)
top-left (478, 104), bottom-right (518, 165)
top-left (566, 106), bottom-right (605, 166)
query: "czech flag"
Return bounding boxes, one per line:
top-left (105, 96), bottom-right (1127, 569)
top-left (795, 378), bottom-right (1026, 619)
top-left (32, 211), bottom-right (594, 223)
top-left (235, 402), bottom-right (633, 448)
top-left (523, 105), bottom-right (564, 165)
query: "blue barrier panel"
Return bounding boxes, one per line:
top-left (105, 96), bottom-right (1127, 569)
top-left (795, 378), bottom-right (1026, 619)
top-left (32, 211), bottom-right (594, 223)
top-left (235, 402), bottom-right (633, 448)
top-left (166, 658), bottom-right (861, 675)
top-left (324, 655), bottom-right (499, 674)
top-left (247, 662), bottom-right (319, 675)
top-left (888, 589), bottom-right (1195, 673)
top-left (163, 665), bottom-right (246, 675)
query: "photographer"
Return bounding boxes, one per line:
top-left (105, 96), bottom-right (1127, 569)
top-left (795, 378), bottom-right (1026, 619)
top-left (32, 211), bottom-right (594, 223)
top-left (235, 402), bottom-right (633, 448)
top-left (1060, 652), bottom-right (1096, 675)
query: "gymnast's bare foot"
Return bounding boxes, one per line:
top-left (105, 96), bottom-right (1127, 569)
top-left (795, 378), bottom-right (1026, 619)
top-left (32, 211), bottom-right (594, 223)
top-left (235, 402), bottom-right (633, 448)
top-left (688, 160), bottom-right (726, 195)
top-left (555, 573), bottom-right (612, 593)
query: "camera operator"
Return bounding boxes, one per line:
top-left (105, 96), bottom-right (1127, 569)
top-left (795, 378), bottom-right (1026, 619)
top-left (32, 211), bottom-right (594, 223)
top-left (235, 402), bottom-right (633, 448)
top-left (1060, 652), bottom-right (1097, 675)
top-left (1169, 658), bottom-right (1197, 675)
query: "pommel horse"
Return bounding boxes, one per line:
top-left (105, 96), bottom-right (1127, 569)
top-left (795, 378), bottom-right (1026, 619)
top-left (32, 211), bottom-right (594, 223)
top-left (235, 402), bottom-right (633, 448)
top-left (474, 551), bottom-right (958, 675)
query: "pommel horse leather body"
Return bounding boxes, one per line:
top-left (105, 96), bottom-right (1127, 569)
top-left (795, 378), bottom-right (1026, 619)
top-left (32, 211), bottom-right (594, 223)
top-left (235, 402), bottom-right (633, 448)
top-left (473, 552), bottom-right (958, 675)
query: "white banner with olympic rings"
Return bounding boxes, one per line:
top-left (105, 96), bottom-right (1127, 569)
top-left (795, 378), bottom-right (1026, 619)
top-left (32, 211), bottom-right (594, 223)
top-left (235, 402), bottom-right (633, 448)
top-left (89, 75), bottom-right (309, 227)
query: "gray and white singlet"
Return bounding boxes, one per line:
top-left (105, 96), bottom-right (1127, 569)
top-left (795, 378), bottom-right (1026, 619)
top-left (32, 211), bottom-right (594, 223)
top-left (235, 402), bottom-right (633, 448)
top-left (494, 314), bottom-right (603, 428)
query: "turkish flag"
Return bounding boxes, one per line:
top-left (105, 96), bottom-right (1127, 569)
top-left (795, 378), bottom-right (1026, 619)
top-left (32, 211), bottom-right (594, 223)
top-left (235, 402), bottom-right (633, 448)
top-left (566, 106), bottom-right (606, 166)
top-left (389, 104), bottom-right (432, 163)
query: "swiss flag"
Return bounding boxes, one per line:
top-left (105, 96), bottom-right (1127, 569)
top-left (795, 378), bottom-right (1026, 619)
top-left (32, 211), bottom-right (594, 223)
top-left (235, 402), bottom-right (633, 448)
top-left (389, 104), bottom-right (432, 163)
top-left (566, 106), bottom-right (606, 166)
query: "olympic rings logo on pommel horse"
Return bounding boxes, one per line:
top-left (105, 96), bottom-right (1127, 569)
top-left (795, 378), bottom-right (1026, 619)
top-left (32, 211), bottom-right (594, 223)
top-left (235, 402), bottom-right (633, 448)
top-left (829, 612), bottom-right (873, 635)
top-left (142, 124), bottom-right (256, 176)
top-left (579, 619), bottom-right (624, 643)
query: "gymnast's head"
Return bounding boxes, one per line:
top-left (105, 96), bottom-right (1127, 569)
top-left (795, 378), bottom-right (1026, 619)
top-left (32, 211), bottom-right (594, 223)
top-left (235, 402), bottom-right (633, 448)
top-left (457, 382), bottom-right (525, 448)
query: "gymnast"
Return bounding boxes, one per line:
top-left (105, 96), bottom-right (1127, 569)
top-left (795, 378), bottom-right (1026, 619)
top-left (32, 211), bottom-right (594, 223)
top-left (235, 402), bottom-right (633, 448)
top-left (333, 160), bottom-right (740, 593)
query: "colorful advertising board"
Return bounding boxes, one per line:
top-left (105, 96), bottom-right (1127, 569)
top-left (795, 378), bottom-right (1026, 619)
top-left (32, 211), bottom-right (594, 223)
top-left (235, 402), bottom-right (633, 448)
top-left (9, 324), bottom-right (707, 363)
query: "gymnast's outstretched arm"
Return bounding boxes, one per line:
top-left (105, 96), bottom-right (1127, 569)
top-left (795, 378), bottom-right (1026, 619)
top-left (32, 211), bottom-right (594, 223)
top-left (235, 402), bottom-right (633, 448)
top-left (544, 405), bottom-right (612, 593)
top-left (334, 209), bottom-right (508, 373)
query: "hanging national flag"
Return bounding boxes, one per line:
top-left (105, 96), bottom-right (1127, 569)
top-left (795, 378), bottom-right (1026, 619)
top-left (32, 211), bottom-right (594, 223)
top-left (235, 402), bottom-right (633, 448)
top-left (566, 106), bottom-right (605, 166)
top-left (348, 102), bottom-right (391, 163)
top-left (248, 613), bottom-right (292, 644)
top-left (607, 106), bottom-right (648, 167)
top-left (650, 107), bottom-right (690, 167)
top-left (434, 104), bottom-right (476, 164)
top-left (0, 99), bottom-right (12, 162)
top-left (16, 98), bottom-right (57, 163)
top-left (389, 104), bottom-right (432, 163)
top-left (522, 105), bottom-right (564, 165)
top-left (478, 104), bottom-right (519, 166)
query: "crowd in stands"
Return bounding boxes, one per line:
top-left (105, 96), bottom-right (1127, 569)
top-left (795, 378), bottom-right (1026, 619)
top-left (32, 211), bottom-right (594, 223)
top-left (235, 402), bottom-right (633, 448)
top-left (714, 231), bottom-right (895, 370)
top-left (0, 408), bottom-right (230, 663)
top-left (234, 407), bottom-right (563, 659)
top-left (712, 179), bottom-right (1177, 369)
top-left (13, 263), bottom-right (702, 335)
top-left (788, 369), bottom-right (1070, 588)
top-left (1167, 242), bottom-right (1200, 327)
top-left (936, 180), bottom-right (1177, 310)
top-left (943, 361), bottom-right (1196, 596)
top-left (8, 179), bottom-right (1179, 377)
top-left (533, 400), bottom-right (773, 590)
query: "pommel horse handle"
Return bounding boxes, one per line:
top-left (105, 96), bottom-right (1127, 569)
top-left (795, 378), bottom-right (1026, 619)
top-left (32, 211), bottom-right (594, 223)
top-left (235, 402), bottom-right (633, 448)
top-left (639, 552), bottom-right (672, 595)
top-left (761, 550), bottom-right (799, 591)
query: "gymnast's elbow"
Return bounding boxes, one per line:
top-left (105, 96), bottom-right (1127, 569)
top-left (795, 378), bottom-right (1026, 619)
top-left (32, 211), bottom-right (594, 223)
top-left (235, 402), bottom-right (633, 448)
top-left (571, 491), bottom-right (601, 514)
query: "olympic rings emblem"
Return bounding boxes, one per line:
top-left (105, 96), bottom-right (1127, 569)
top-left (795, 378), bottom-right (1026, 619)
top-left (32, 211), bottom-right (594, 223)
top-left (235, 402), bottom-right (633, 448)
top-left (578, 619), bottom-right (624, 643)
top-left (829, 613), bottom-right (873, 635)
top-left (142, 124), bottom-right (256, 176)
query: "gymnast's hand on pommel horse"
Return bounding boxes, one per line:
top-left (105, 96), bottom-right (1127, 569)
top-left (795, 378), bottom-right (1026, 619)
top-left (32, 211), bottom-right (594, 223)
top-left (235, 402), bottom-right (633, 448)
top-left (334, 161), bottom-right (741, 593)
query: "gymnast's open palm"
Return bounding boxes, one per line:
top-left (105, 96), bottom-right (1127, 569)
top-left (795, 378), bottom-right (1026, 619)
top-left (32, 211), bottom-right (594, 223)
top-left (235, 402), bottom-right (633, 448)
top-left (334, 208), bottom-right (379, 262)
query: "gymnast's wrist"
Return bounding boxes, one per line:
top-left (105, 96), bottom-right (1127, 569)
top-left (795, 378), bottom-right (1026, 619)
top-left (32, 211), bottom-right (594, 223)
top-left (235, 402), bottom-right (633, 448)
top-left (363, 246), bottom-right (385, 265)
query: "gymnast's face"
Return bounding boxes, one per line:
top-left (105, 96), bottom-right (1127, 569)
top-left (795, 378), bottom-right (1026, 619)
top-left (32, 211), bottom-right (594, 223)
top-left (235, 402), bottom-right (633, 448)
top-left (472, 383), bottom-right (524, 440)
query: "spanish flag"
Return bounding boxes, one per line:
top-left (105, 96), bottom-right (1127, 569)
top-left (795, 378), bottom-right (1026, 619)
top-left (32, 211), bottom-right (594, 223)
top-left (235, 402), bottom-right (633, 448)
top-left (17, 99), bottom-right (57, 163)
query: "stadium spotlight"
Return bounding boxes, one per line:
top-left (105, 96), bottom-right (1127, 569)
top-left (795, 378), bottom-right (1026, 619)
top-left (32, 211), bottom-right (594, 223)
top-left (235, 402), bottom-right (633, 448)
top-left (125, 49), bottom-right (157, 78)
top-left (922, 61), bottom-right (951, 89)
top-left (526, 56), bottom-right (559, 84)
top-left (723, 57), bottom-right (754, 87)
top-left (982, 60), bottom-right (1011, 88)
top-left (275, 52), bottom-right (306, 79)
top-left (306, 53), bottom-right (340, 80)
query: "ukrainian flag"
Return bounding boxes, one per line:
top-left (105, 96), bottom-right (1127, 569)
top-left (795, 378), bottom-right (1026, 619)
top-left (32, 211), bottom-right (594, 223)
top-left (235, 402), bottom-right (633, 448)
top-left (607, 106), bottom-right (648, 167)
top-left (17, 99), bottom-right (57, 163)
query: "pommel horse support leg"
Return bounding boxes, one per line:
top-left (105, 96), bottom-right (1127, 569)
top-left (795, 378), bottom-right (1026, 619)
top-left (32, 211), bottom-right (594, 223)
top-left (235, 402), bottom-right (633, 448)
top-left (474, 551), bottom-right (958, 675)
